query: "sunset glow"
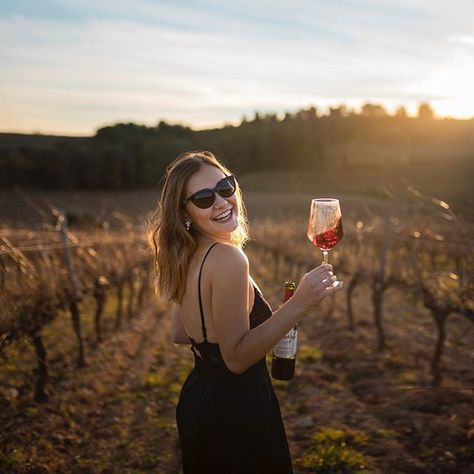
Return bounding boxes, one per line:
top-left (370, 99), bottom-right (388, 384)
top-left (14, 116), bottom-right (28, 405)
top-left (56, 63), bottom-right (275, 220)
top-left (1, 0), bottom-right (473, 135)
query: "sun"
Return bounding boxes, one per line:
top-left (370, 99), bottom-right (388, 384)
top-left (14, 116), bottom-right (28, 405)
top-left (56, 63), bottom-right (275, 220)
top-left (413, 49), bottom-right (474, 119)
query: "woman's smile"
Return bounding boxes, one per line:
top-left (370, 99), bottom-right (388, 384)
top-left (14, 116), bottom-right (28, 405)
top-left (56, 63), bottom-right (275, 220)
top-left (213, 208), bottom-right (233, 222)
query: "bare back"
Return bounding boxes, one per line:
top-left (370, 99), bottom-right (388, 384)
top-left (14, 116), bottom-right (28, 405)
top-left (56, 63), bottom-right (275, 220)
top-left (179, 243), bottom-right (256, 344)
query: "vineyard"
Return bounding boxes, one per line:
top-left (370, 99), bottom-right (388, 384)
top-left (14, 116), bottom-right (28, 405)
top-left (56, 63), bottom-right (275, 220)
top-left (1, 189), bottom-right (473, 473)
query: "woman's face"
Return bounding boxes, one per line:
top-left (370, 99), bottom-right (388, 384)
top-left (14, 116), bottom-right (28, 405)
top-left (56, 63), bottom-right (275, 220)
top-left (183, 164), bottom-right (239, 243)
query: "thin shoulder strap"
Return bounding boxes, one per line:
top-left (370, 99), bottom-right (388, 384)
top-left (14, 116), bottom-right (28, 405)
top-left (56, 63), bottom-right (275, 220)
top-left (198, 242), bottom-right (219, 341)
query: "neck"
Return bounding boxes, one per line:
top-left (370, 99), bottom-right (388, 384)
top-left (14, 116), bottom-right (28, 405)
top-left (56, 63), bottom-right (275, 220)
top-left (196, 232), bottom-right (233, 247)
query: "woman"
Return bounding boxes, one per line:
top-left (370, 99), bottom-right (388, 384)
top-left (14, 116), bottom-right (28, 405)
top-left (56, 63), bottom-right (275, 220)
top-left (148, 151), bottom-right (343, 473)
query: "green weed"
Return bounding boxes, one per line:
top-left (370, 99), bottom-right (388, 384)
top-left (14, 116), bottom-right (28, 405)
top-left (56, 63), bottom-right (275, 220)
top-left (299, 345), bottom-right (323, 363)
top-left (0, 448), bottom-right (28, 471)
top-left (145, 372), bottom-right (165, 388)
top-left (398, 370), bottom-right (418, 383)
top-left (374, 428), bottom-right (399, 439)
top-left (296, 427), bottom-right (370, 473)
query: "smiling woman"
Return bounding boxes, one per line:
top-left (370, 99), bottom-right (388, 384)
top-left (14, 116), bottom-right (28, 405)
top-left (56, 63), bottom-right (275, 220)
top-left (146, 150), bottom-right (343, 473)
top-left (183, 171), bottom-right (240, 239)
top-left (148, 151), bottom-right (249, 303)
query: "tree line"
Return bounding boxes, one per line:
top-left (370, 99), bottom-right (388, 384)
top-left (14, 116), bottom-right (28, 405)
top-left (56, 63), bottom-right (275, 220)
top-left (1, 102), bottom-right (473, 190)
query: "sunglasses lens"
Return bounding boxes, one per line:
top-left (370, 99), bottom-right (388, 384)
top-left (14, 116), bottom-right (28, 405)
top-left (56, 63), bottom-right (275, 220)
top-left (217, 177), bottom-right (236, 198)
top-left (192, 191), bottom-right (215, 209)
top-left (187, 176), bottom-right (236, 209)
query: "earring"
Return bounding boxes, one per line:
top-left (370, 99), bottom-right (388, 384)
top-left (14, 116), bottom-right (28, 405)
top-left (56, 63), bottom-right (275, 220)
top-left (185, 219), bottom-right (191, 231)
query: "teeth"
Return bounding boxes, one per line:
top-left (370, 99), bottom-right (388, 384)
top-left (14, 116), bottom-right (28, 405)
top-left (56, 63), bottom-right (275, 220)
top-left (214, 209), bottom-right (231, 221)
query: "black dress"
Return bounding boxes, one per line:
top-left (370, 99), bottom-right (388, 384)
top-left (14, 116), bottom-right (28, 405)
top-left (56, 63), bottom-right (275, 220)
top-left (176, 243), bottom-right (293, 474)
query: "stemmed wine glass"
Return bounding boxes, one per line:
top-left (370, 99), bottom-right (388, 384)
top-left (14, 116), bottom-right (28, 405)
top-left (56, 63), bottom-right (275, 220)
top-left (307, 198), bottom-right (343, 264)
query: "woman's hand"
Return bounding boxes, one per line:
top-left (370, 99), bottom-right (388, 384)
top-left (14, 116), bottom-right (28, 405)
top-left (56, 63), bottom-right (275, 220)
top-left (293, 263), bottom-right (343, 310)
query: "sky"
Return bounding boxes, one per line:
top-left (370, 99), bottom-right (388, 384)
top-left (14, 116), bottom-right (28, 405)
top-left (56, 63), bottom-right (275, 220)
top-left (1, 0), bottom-right (474, 136)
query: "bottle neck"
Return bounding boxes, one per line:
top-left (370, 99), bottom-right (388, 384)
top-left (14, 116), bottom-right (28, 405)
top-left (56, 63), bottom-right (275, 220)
top-left (284, 288), bottom-right (294, 302)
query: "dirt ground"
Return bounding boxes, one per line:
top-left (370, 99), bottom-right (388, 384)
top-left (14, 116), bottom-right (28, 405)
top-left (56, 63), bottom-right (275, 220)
top-left (1, 237), bottom-right (474, 474)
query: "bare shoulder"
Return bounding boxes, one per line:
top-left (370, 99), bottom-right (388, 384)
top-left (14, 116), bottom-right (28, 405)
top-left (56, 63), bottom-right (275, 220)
top-left (207, 243), bottom-right (249, 277)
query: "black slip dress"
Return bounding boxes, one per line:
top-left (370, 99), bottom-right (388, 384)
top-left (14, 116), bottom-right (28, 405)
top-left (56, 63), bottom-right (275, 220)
top-left (176, 243), bottom-right (293, 474)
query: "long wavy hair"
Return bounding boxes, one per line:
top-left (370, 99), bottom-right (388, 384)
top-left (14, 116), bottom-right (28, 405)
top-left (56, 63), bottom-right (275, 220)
top-left (147, 151), bottom-right (249, 303)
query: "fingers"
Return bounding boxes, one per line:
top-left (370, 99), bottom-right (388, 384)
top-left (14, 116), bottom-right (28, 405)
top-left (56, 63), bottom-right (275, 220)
top-left (316, 272), bottom-right (342, 291)
top-left (323, 275), bottom-right (338, 285)
top-left (319, 263), bottom-right (332, 270)
top-left (307, 263), bottom-right (333, 276)
top-left (326, 280), bottom-right (344, 292)
top-left (301, 264), bottom-right (343, 298)
top-left (305, 265), bottom-right (335, 282)
top-left (297, 267), bottom-right (344, 309)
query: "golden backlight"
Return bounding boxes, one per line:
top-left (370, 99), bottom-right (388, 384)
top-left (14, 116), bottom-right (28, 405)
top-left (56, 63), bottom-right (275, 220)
top-left (414, 53), bottom-right (474, 119)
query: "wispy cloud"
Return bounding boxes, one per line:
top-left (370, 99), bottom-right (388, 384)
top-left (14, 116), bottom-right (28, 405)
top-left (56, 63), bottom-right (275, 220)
top-left (1, 0), bottom-right (473, 135)
top-left (447, 35), bottom-right (474, 46)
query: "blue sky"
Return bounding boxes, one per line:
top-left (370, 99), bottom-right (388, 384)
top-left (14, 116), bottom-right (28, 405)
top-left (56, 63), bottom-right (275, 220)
top-left (1, 0), bottom-right (473, 135)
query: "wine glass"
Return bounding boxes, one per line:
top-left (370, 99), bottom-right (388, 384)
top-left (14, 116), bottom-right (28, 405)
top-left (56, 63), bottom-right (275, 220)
top-left (307, 198), bottom-right (343, 264)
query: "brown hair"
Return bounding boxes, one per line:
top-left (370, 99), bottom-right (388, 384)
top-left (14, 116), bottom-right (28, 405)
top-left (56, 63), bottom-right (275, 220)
top-left (147, 151), bottom-right (249, 303)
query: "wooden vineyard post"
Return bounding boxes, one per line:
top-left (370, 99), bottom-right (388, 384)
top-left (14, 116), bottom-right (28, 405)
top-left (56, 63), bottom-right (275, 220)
top-left (115, 279), bottom-right (124, 329)
top-left (421, 287), bottom-right (452, 386)
top-left (346, 222), bottom-right (365, 331)
top-left (371, 213), bottom-right (391, 352)
top-left (127, 273), bottom-right (135, 320)
top-left (346, 271), bottom-right (360, 331)
top-left (31, 331), bottom-right (48, 402)
top-left (136, 264), bottom-right (150, 309)
top-left (93, 277), bottom-right (106, 343)
top-left (58, 212), bottom-right (85, 367)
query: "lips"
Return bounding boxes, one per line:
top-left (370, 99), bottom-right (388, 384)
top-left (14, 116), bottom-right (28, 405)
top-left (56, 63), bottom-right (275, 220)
top-left (213, 208), bottom-right (232, 222)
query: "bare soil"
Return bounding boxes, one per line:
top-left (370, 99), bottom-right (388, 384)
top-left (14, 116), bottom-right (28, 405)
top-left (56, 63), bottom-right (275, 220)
top-left (1, 256), bottom-right (473, 473)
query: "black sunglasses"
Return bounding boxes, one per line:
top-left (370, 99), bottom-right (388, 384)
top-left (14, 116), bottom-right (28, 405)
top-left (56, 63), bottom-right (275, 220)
top-left (183, 175), bottom-right (236, 209)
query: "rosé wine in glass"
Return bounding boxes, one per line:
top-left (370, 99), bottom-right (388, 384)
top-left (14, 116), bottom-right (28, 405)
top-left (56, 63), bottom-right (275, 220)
top-left (307, 198), bottom-right (343, 264)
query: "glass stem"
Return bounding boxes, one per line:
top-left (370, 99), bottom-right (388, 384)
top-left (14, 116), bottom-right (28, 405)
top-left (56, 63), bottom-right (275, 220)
top-left (323, 250), bottom-right (329, 264)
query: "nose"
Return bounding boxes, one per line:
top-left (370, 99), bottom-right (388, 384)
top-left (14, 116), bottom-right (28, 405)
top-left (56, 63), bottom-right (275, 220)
top-left (213, 193), bottom-right (227, 208)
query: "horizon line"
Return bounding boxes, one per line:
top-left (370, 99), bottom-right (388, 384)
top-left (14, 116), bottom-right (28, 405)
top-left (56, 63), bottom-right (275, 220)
top-left (1, 108), bottom-right (473, 138)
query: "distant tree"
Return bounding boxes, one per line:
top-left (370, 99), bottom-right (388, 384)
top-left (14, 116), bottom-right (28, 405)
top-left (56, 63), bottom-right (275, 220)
top-left (329, 104), bottom-right (348, 117)
top-left (307, 105), bottom-right (318, 119)
top-left (361, 102), bottom-right (388, 117)
top-left (262, 113), bottom-right (278, 123)
top-left (418, 102), bottom-right (435, 119)
top-left (295, 106), bottom-right (318, 120)
top-left (95, 122), bottom-right (154, 142)
top-left (4, 104), bottom-right (474, 190)
top-left (156, 121), bottom-right (193, 137)
top-left (395, 106), bottom-right (408, 118)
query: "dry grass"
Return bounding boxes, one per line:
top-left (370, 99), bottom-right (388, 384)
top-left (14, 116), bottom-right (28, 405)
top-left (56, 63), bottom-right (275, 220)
top-left (1, 182), bottom-right (473, 473)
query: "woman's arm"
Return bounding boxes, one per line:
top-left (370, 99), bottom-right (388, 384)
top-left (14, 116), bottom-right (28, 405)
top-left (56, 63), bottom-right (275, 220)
top-left (210, 244), bottom-right (341, 374)
top-left (171, 303), bottom-right (191, 344)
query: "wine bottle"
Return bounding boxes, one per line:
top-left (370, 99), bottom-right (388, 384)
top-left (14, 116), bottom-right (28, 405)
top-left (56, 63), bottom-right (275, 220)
top-left (271, 282), bottom-right (298, 381)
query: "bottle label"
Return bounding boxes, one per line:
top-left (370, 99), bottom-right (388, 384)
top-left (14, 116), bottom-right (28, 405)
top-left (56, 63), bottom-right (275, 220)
top-left (274, 328), bottom-right (298, 359)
